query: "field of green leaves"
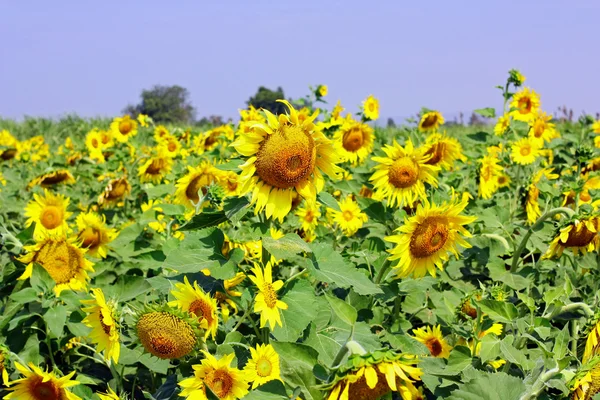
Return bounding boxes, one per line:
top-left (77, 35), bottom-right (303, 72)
top-left (2, 71), bottom-right (600, 400)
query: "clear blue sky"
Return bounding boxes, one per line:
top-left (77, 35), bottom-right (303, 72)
top-left (1, 1), bottom-right (598, 122)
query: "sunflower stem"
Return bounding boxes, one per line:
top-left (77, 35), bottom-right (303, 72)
top-left (374, 259), bottom-right (392, 284)
top-left (571, 320), bottom-right (579, 356)
top-left (518, 367), bottom-right (561, 400)
top-left (510, 207), bottom-right (575, 273)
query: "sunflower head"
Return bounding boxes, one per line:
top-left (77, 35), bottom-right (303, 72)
top-left (24, 189), bottom-right (72, 236)
top-left (75, 212), bottom-right (117, 258)
top-left (362, 95), bottom-right (379, 121)
top-left (508, 69), bottom-right (526, 86)
top-left (99, 177), bottom-right (131, 206)
top-left (174, 162), bottom-right (222, 208)
top-left (333, 117), bottom-right (374, 165)
top-left (168, 276), bottom-right (219, 340)
top-left (511, 137), bottom-right (541, 165)
top-left (110, 115), bottom-right (138, 143)
top-left (81, 288), bottom-right (120, 363)
top-left (28, 170), bottom-right (75, 189)
top-left (243, 343), bottom-right (282, 389)
top-left (418, 111), bottom-right (445, 132)
top-left (569, 356), bottom-right (600, 400)
top-left (135, 305), bottom-right (202, 359)
top-left (137, 153), bottom-right (173, 184)
top-left (3, 362), bottom-right (82, 400)
top-left (423, 132), bottom-right (465, 170)
top-left (509, 88), bottom-right (540, 122)
top-left (544, 215), bottom-right (600, 259)
top-left (412, 325), bottom-right (452, 358)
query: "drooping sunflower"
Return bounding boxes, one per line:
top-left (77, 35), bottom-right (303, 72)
top-left (509, 87), bottom-right (541, 122)
top-left (362, 95), bottom-right (379, 121)
top-left (418, 111), bottom-right (444, 132)
top-left (81, 288), bottom-right (120, 363)
top-left (528, 111), bottom-right (559, 146)
top-left (137, 153), bottom-right (173, 184)
top-left (493, 114), bottom-right (510, 136)
top-left (3, 362), bottom-right (82, 400)
top-left (168, 276), bottom-right (219, 340)
top-left (544, 216), bottom-right (600, 258)
top-left (25, 189), bottom-right (72, 236)
top-left (98, 177), bottom-right (131, 207)
top-left (411, 325), bottom-right (452, 358)
top-left (75, 212), bottom-right (117, 258)
top-left (179, 351), bottom-right (249, 400)
top-left (175, 162), bottom-right (222, 209)
top-left (325, 350), bottom-right (422, 400)
top-left (243, 344), bottom-right (282, 389)
top-left (28, 169), bottom-right (75, 189)
top-left (422, 132), bottom-right (466, 170)
top-left (329, 196), bottom-right (368, 237)
top-left (110, 115), bottom-right (138, 143)
top-left (385, 193), bottom-right (476, 279)
top-left (332, 117), bottom-right (374, 165)
top-left (511, 137), bottom-right (541, 165)
top-left (295, 201), bottom-right (321, 233)
top-left (248, 263), bottom-right (288, 329)
top-left (370, 140), bottom-right (439, 208)
top-left (478, 155), bottom-right (503, 199)
top-left (135, 306), bottom-right (201, 359)
top-left (583, 316), bottom-right (600, 364)
top-left (18, 234), bottom-right (94, 295)
top-left (570, 357), bottom-right (600, 400)
top-left (231, 100), bottom-right (342, 222)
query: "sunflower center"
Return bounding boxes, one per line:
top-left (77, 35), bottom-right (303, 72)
top-left (146, 159), bottom-right (165, 175)
top-left (185, 175), bottom-right (212, 203)
top-left (388, 157), bottom-right (419, 189)
top-left (107, 180), bottom-right (128, 199)
top-left (1, 148), bottom-right (17, 160)
top-left (92, 138), bottom-right (99, 148)
top-left (533, 122), bottom-right (544, 138)
top-left (119, 120), bottom-right (133, 135)
top-left (41, 206), bottom-right (63, 230)
top-left (100, 319), bottom-right (112, 335)
top-left (347, 369), bottom-right (391, 399)
top-left (342, 127), bottom-right (365, 152)
top-left (424, 142), bottom-right (446, 165)
top-left (425, 338), bottom-right (443, 356)
top-left (34, 240), bottom-right (81, 284)
top-left (256, 357), bottom-right (273, 377)
top-left (497, 176), bottom-right (507, 185)
top-left (262, 283), bottom-right (278, 308)
top-left (409, 216), bottom-right (449, 258)
top-left (168, 142), bottom-right (177, 152)
top-left (255, 125), bottom-right (316, 189)
top-left (518, 98), bottom-right (532, 114)
top-left (79, 227), bottom-right (101, 250)
top-left (189, 299), bottom-right (214, 325)
top-left (101, 133), bottom-right (110, 144)
top-left (421, 115), bottom-right (438, 129)
top-left (520, 145), bottom-right (531, 156)
top-left (304, 211), bottom-right (314, 223)
top-left (136, 312), bottom-right (196, 359)
top-left (562, 221), bottom-right (599, 247)
top-left (343, 210), bottom-right (355, 222)
top-left (368, 103), bottom-right (375, 112)
top-left (581, 191), bottom-right (592, 203)
top-left (40, 172), bottom-right (71, 185)
top-left (206, 369), bottom-right (234, 398)
top-left (205, 132), bottom-right (219, 148)
top-left (32, 378), bottom-right (60, 400)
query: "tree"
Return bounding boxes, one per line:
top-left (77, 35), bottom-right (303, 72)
top-left (387, 118), bottom-right (396, 128)
top-left (123, 85), bottom-right (196, 124)
top-left (247, 86), bottom-right (286, 114)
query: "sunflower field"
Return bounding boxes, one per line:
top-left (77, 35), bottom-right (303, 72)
top-left (1, 71), bottom-right (600, 400)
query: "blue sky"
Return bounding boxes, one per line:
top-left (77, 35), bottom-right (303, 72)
top-left (1, 1), bottom-right (598, 122)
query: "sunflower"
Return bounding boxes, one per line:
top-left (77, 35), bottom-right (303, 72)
top-left (370, 140), bottom-right (439, 208)
top-left (411, 325), bottom-right (452, 358)
top-left (248, 263), bottom-right (288, 329)
top-left (593, 120), bottom-right (600, 134)
top-left (135, 306), bottom-right (201, 359)
top-left (175, 162), bottom-right (222, 209)
top-left (137, 113), bottom-right (150, 127)
top-left (179, 351), bottom-right (249, 400)
top-left (215, 272), bottom-right (246, 323)
top-left (97, 387), bottom-right (121, 400)
top-left (296, 201), bottom-right (321, 233)
top-left (332, 117), bottom-right (374, 165)
top-left (478, 155), bottom-right (503, 199)
top-left (509, 87), bottom-right (541, 122)
top-left (422, 132), bottom-right (465, 170)
top-left (18, 234), bottom-right (94, 295)
top-left (497, 173), bottom-right (511, 188)
top-left (0, 344), bottom-right (9, 386)
top-left (28, 169), bottom-right (75, 189)
top-left (583, 317), bottom-right (600, 364)
top-left (231, 100), bottom-right (342, 222)
top-left (544, 216), bottom-right (600, 258)
top-left (243, 344), bottom-right (282, 389)
top-left (528, 111), bottom-right (559, 146)
top-left (157, 135), bottom-right (182, 158)
top-left (329, 196), bottom-right (368, 236)
top-left (325, 350), bottom-right (422, 400)
top-left (154, 125), bottom-right (170, 142)
top-left (362, 95), bottom-right (379, 121)
top-left (99, 130), bottom-right (114, 148)
top-left (24, 189), bottom-right (72, 237)
top-left (511, 137), bottom-right (541, 165)
top-left (75, 212), bottom-right (117, 258)
top-left (138, 153), bottom-right (173, 184)
top-left (110, 115), bottom-right (138, 143)
top-left (570, 357), bottom-right (600, 400)
top-left (385, 193), bottom-right (476, 278)
top-left (563, 175), bottom-right (600, 208)
top-left (81, 288), bottom-right (120, 363)
top-left (3, 362), bottom-right (81, 400)
top-left (418, 111), bottom-right (444, 132)
top-left (168, 276), bottom-right (219, 340)
top-left (317, 84), bottom-right (328, 97)
top-left (86, 129), bottom-right (104, 154)
top-left (494, 114), bottom-right (510, 136)
top-left (98, 177), bottom-right (131, 207)
top-left (217, 170), bottom-right (242, 197)
top-left (239, 105), bottom-right (265, 123)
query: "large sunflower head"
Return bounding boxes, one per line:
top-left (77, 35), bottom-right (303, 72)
top-left (18, 234), bottom-right (94, 295)
top-left (570, 356), bottom-right (600, 400)
top-left (25, 189), bottom-right (72, 237)
top-left (75, 212), bottom-right (117, 258)
top-left (110, 115), bottom-right (138, 143)
top-left (325, 349), bottom-right (422, 400)
top-left (3, 362), bottom-right (82, 400)
top-left (418, 111), bottom-right (445, 132)
top-left (243, 343), bottom-right (282, 389)
top-left (28, 170), bottom-right (75, 189)
top-left (511, 137), bottom-right (541, 165)
top-left (362, 95), bottom-right (379, 121)
top-left (544, 216), bottom-right (600, 259)
top-left (332, 117), bottom-right (374, 165)
top-left (137, 153), bottom-right (173, 184)
top-left (81, 288), bottom-right (120, 363)
top-left (509, 87), bottom-right (541, 122)
top-left (135, 305), bottom-right (201, 359)
top-left (98, 177), bottom-right (131, 207)
top-left (230, 99), bottom-right (343, 222)
top-left (422, 132), bottom-right (465, 170)
top-left (370, 140), bottom-right (439, 208)
top-left (174, 162), bottom-right (222, 209)
top-left (411, 325), bottom-right (452, 358)
top-left (168, 276), bottom-right (219, 340)
top-left (385, 193), bottom-right (476, 279)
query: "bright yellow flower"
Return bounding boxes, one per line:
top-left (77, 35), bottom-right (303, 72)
top-left (509, 87), bottom-right (540, 122)
top-left (544, 217), bottom-right (600, 258)
top-left (81, 288), bottom-right (120, 363)
top-left (418, 111), bottom-right (444, 132)
top-left (528, 111), bottom-right (559, 146)
top-left (511, 137), bottom-right (541, 165)
top-left (3, 362), bottom-right (81, 400)
top-left (24, 189), bottom-right (72, 237)
top-left (332, 116), bottom-right (374, 165)
top-left (239, 105), bottom-right (265, 123)
top-left (583, 319), bottom-right (600, 364)
top-left (248, 263), bottom-right (288, 329)
top-left (525, 168), bottom-right (558, 224)
top-left (174, 162), bottom-right (222, 209)
top-left (157, 135), bottom-right (182, 158)
top-left (295, 201), bottom-right (321, 233)
top-left (411, 325), bottom-right (452, 358)
top-left (494, 114), bottom-right (510, 136)
top-left (75, 212), bottom-right (117, 258)
top-left (168, 276), bottom-right (219, 340)
top-left (138, 153), bottom-right (173, 184)
top-left (592, 120), bottom-right (600, 134)
top-left (110, 115), bottom-right (138, 143)
top-left (0, 345), bottom-right (9, 386)
top-left (243, 344), bottom-right (282, 389)
top-left (478, 155), bottom-right (503, 199)
top-left (570, 357), bottom-right (600, 400)
top-left (422, 132), bottom-right (466, 171)
top-left (137, 113), bottom-right (150, 127)
top-left (329, 196), bottom-right (368, 236)
top-left (97, 387), bottom-right (121, 400)
top-left (362, 95), bottom-right (379, 121)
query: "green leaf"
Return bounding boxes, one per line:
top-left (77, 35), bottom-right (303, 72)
top-left (307, 243), bottom-right (382, 295)
top-left (44, 305), bottom-right (68, 338)
top-left (317, 192), bottom-right (340, 211)
top-left (383, 333), bottom-right (430, 356)
top-left (223, 196), bottom-right (250, 224)
top-left (476, 299), bottom-right (519, 323)
top-left (479, 334), bottom-right (501, 364)
top-left (262, 233), bottom-right (312, 260)
top-left (447, 371), bottom-right (525, 400)
top-left (156, 203), bottom-right (185, 216)
top-left (325, 294), bottom-right (357, 326)
top-left (305, 323), bottom-right (342, 365)
top-left (474, 107), bottom-right (496, 118)
top-left (445, 346), bottom-right (473, 374)
top-left (10, 287), bottom-right (40, 304)
top-left (243, 380), bottom-right (289, 400)
top-left (178, 211), bottom-right (228, 231)
top-left (500, 336), bottom-right (533, 369)
top-left (105, 275), bottom-right (152, 302)
top-left (552, 324), bottom-right (570, 360)
top-left (271, 342), bottom-right (323, 400)
top-left (272, 280), bottom-right (318, 341)
top-left (30, 263), bottom-right (54, 293)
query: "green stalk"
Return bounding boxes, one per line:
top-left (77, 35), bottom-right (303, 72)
top-left (374, 259), bottom-right (392, 284)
